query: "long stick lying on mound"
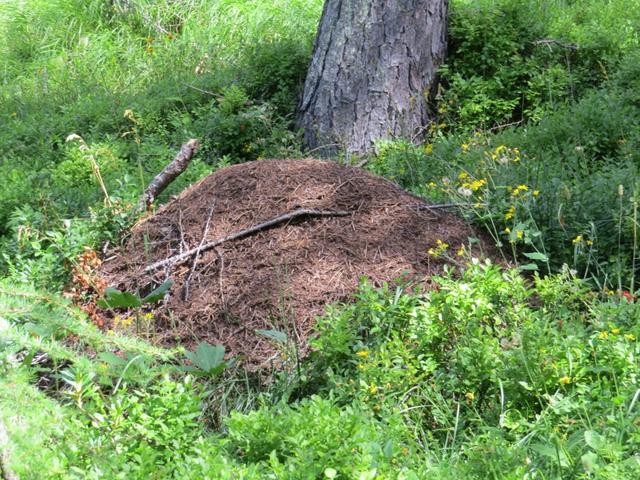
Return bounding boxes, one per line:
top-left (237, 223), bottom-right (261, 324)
top-left (145, 208), bottom-right (351, 273)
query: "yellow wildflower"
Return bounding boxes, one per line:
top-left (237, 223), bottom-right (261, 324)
top-left (424, 143), bottom-right (434, 154)
top-left (511, 184), bottom-right (528, 197)
top-left (356, 350), bottom-right (370, 358)
top-left (461, 143), bottom-right (470, 153)
top-left (369, 385), bottom-right (378, 394)
top-left (533, 190), bottom-right (540, 197)
top-left (465, 391), bottom-right (475, 401)
top-left (625, 333), bottom-right (636, 341)
top-left (611, 327), bottom-right (621, 335)
top-left (504, 227), bottom-right (511, 234)
top-left (428, 181), bottom-right (437, 188)
top-left (456, 245), bottom-right (466, 257)
top-left (586, 240), bottom-right (593, 246)
top-left (516, 230), bottom-right (524, 240)
top-left (429, 239), bottom-right (450, 258)
top-left (558, 376), bottom-right (571, 385)
top-left (572, 235), bottom-right (583, 245)
top-left (469, 179), bottom-right (487, 191)
top-left (598, 331), bottom-right (609, 339)
top-left (505, 206), bottom-right (515, 220)
top-left (458, 171), bottom-right (469, 180)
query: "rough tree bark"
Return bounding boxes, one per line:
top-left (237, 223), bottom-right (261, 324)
top-left (297, 0), bottom-right (448, 156)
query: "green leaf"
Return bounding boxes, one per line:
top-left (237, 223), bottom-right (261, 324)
top-left (518, 263), bottom-right (539, 271)
top-left (383, 439), bottom-right (394, 459)
top-left (97, 287), bottom-right (142, 309)
top-left (581, 451), bottom-right (599, 473)
top-left (184, 342), bottom-right (228, 376)
top-left (584, 430), bottom-right (606, 451)
top-left (523, 251), bottom-right (549, 262)
top-left (141, 280), bottom-right (174, 304)
top-left (256, 329), bottom-right (288, 344)
top-left (530, 443), bottom-right (570, 468)
top-left (324, 468), bottom-right (337, 479)
top-left (97, 352), bottom-right (127, 367)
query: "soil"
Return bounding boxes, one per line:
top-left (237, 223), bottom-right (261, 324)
top-left (98, 159), bottom-right (495, 366)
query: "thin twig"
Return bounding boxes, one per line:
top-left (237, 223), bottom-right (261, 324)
top-left (411, 202), bottom-right (486, 210)
top-left (488, 119), bottom-right (523, 132)
top-left (184, 84), bottom-right (219, 97)
top-left (533, 38), bottom-right (578, 50)
top-left (177, 207), bottom-right (187, 254)
top-left (182, 204), bottom-right (215, 301)
top-left (145, 209), bottom-right (350, 272)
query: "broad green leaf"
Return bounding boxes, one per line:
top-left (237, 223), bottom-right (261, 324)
top-left (256, 329), bottom-right (288, 344)
top-left (530, 443), bottom-right (570, 468)
top-left (324, 468), bottom-right (337, 479)
top-left (184, 342), bottom-right (227, 376)
top-left (523, 251), bottom-right (549, 262)
top-left (97, 352), bottom-right (127, 367)
top-left (581, 451), bottom-right (599, 473)
top-left (97, 288), bottom-right (142, 309)
top-left (383, 439), bottom-right (394, 459)
top-left (142, 280), bottom-right (174, 304)
top-left (584, 430), bottom-right (606, 451)
top-left (518, 263), bottom-right (539, 271)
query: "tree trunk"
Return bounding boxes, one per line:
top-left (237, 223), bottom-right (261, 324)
top-left (297, 0), bottom-right (448, 156)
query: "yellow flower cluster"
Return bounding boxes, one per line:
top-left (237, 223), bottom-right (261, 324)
top-left (486, 145), bottom-right (521, 163)
top-left (510, 184), bottom-right (529, 197)
top-left (428, 239), bottom-right (449, 258)
top-left (598, 328), bottom-right (636, 341)
top-left (572, 235), bottom-right (594, 246)
top-left (113, 315), bottom-right (134, 329)
top-left (505, 206), bottom-right (516, 220)
top-left (455, 171), bottom-right (487, 195)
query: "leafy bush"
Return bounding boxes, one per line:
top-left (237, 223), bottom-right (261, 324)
top-left (440, 0), bottom-right (640, 131)
top-left (303, 262), bottom-right (640, 478)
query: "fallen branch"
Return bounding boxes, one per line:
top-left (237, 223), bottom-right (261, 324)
top-left (145, 208), bottom-right (350, 273)
top-left (139, 139), bottom-right (200, 209)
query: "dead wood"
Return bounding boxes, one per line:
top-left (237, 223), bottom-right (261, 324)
top-left (182, 204), bottom-right (215, 301)
top-left (145, 208), bottom-right (351, 273)
top-left (140, 139), bottom-right (200, 209)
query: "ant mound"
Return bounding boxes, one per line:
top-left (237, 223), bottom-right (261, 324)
top-left (99, 159), bottom-right (493, 366)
